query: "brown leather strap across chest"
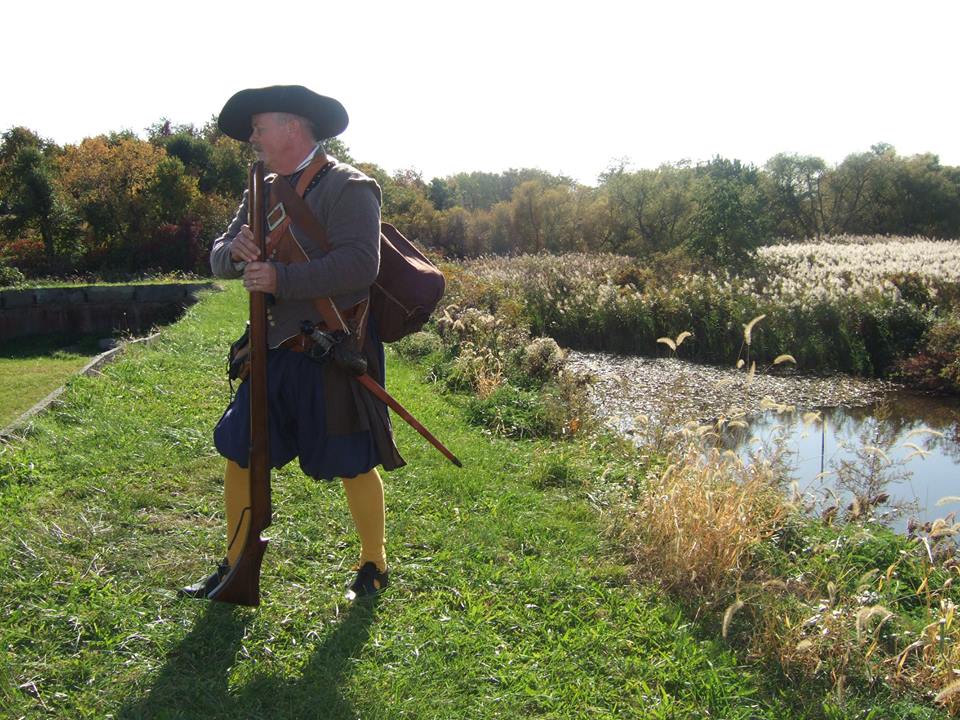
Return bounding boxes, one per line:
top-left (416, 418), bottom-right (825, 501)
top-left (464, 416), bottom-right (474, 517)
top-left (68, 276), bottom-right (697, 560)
top-left (261, 157), bottom-right (355, 337)
top-left (264, 157), bottom-right (335, 257)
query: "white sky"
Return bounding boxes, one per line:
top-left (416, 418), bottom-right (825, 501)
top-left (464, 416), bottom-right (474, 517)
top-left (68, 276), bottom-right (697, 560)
top-left (2, 0), bottom-right (958, 185)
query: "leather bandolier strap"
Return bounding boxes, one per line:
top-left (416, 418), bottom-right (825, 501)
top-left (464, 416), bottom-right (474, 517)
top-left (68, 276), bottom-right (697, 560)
top-left (265, 158), bottom-right (354, 337)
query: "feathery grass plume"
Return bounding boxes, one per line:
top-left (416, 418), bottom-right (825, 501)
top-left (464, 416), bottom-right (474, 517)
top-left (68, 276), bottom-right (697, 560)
top-left (773, 354), bottom-right (796, 365)
top-left (936, 496), bottom-right (960, 507)
top-left (855, 605), bottom-right (893, 641)
top-left (902, 442), bottom-right (932, 460)
top-left (656, 337), bottom-right (676, 351)
top-left (742, 314), bottom-right (766, 345)
top-left (722, 600), bottom-right (745, 638)
top-left (861, 446), bottom-right (890, 462)
top-left (675, 331), bottom-right (693, 348)
top-left (905, 427), bottom-right (945, 440)
top-left (802, 411), bottom-right (822, 425)
top-left (759, 396), bottom-right (791, 414)
top-left (935, 679), bottom-right (960, 707)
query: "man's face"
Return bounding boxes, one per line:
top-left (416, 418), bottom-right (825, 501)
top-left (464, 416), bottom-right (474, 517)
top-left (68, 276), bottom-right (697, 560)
top-left (249, 113), bottom-right (293, 171)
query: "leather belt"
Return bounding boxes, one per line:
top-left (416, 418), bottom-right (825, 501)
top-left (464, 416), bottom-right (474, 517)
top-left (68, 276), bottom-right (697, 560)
top-left (276, 300), bottom-right (367, 353)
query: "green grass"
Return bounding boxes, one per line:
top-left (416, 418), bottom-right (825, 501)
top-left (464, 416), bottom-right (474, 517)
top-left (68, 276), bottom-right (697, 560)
top-left (0, 283), bottom-right (947, 719)
top-left (0, 335), bottom-right (102, 427)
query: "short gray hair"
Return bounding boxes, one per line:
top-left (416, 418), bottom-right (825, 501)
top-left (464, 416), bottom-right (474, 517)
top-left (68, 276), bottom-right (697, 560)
top-left (276, 112), bottom-right (319, 142)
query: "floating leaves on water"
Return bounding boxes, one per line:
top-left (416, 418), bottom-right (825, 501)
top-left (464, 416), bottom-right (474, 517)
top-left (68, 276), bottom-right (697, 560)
top-left (562, 350), bottom-right (894, 442)
top-left (742, 314), bottom-right (766, 345)
top-left (773, 354), bottom-right (796, 365)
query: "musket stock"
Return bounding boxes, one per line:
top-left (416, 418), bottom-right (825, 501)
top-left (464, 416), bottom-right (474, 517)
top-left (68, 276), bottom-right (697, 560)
top-left (209, 161), bottom-right (272, 606)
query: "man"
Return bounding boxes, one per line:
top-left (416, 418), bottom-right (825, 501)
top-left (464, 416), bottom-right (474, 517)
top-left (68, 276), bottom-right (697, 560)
top-left (181, 85), bottom-right (404, 602)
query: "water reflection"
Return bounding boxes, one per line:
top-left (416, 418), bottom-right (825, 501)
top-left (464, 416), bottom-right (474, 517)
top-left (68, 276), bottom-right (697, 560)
top-left (567, 349), bottom-right (959, 533)
top-left (730, 391), bottom-right (960, 533)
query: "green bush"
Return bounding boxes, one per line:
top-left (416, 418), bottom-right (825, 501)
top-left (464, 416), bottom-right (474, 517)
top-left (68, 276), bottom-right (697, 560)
top-left (897, 311), bottom-right (960, 392)
top-left (0, 263), bottom-right (26, 288)
top-left (394, 330), bottom-right (443, 359)
top-left (465, 384), bottom-right (547, 438)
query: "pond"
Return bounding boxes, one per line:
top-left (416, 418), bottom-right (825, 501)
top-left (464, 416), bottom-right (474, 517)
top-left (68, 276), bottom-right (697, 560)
top-left (736, 392), bottom-right (960, 533)
top-left (565, 350), bottom-right (960, 531)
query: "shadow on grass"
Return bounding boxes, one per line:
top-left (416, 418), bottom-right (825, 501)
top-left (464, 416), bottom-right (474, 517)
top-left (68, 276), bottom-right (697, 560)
top-left (117, 599), bottom-right (377, 720)
top-left (0, 333), bottom-right (102, 360)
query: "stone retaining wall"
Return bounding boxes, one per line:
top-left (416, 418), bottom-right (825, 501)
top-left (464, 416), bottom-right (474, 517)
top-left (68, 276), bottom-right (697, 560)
top-left (0, 282), bottom-right (215, 342)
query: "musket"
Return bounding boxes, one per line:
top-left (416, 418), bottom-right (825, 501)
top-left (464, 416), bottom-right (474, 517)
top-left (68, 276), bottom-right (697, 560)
top-left (209, 161), bottom-right (272, 606)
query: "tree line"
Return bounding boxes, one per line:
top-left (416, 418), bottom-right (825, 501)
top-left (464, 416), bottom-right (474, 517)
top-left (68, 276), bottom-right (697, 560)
top-left (1, 120), bottom-right (958, 279)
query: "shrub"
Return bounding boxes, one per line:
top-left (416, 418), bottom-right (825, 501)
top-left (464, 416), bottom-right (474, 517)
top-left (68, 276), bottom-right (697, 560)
top-left (619, 431), bottom-right (789, 603)
top-left (519, 337), bottom-right (565, 383)
top-left (0, 262), bottom-right (26, 288)
top-left (897, 311), bottom-right (960, 393)
top-left (446, 342), bottom-right (503, 397)
top-left (464, 372), bottom-right (591, 440)
top-left (394, 330), bottom-right (443, 360)
top-left (465, 384), bottom-right (547, 438)
top-left (1, 236), bottom-right (46, 276)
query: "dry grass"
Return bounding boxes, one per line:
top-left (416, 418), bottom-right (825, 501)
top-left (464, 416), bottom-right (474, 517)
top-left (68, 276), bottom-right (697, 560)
top-left (620, 425), bottom-right (789, 605)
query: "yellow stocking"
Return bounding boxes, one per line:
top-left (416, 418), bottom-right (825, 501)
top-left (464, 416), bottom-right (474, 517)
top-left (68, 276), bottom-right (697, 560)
top-left (224, 460), bottom-right (251, 567)
top-left (341, 468), bottom-right (387, 572)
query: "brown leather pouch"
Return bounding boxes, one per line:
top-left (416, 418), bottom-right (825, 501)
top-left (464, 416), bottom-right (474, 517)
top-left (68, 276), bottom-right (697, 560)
top-left (228, 324), bottom-right (251, 384)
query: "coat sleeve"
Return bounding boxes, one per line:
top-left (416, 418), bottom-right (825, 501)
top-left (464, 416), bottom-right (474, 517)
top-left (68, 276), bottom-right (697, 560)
top-left (209, 191), bottom-right (249, 279)
top-left (272, 179), bottom-right (381, 300)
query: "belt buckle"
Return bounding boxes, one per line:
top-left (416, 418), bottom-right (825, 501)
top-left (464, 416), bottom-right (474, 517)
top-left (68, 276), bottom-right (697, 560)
top-left (267, 203), bottom-right (287, 232)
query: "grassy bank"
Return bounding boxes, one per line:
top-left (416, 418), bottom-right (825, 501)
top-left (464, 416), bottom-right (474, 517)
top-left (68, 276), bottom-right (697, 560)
top-left (0, 335), bottom-right (102, 427)
top-left (0, 283), bottom-right (948, 718)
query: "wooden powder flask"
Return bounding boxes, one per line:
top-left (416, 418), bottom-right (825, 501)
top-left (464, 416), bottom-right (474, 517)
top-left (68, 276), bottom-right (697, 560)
top-left (208, 161), bottom-right (272, 606)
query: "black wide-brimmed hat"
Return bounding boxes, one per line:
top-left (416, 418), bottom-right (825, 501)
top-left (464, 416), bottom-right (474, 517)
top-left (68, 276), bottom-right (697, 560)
top-left (218, 85), bottom-right (349, 141)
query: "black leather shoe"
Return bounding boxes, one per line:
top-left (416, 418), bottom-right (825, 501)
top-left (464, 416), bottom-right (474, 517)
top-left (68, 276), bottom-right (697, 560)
top-left (179, 560), bottom-right (230, 599)
top-left (345, 561), bottom-right (388, 601)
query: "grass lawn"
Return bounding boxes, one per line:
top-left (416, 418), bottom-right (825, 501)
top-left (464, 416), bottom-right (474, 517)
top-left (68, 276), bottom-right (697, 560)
top-left (0, 335), bottom-right (103, 428)
top-left (0, 283), bottom-right (945, 719)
